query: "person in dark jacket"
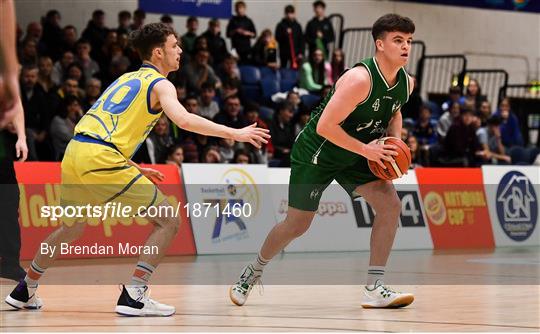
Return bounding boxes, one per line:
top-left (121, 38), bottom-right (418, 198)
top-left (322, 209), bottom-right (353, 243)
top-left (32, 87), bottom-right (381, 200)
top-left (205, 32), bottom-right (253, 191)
top-left (270, 102), bottom-right (295, 167)
top-left (200, 19), bottom-right (229, 69)
top-left (274, 5), bottom-right (304, 69)
top-left (41, 10), bottom-right (64, 61)
top-left (81, 10), bottom-right (108, 60)
top-left (226, 1), bottom-right (256, 64)
top-left (305, 1), bottom-right (334, 58)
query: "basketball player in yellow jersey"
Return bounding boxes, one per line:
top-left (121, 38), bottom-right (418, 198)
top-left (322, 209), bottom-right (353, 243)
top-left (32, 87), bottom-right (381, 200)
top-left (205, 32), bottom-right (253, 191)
top-left (5, 23), bottom-right (270, 317)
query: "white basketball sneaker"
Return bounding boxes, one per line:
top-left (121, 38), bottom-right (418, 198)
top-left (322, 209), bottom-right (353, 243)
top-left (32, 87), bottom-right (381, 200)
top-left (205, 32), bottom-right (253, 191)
top-left (5, 280), bottom-right (43, 310)
top-left (229, 264), bottom-right (262, 306)
top-left (361, 280), bottom-right (414, 308)
top-left (115, 285), bottom-right (175, 317)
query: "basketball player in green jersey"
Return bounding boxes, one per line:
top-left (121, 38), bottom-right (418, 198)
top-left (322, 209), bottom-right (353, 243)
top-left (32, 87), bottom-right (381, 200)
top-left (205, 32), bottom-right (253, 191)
top-left (231, 14), bottom-right (416, 308)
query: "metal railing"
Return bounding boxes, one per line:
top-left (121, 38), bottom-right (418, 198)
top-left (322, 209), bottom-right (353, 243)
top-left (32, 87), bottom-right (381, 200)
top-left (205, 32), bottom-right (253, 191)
top-left (417, 55), bottom-right (467, 101)
top-left (340, 27), bottom-right (373, 67)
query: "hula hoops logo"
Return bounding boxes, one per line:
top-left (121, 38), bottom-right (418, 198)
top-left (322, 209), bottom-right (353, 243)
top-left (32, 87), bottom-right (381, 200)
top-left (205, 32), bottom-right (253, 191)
top-left (496, 171), bottom-right (537, 241)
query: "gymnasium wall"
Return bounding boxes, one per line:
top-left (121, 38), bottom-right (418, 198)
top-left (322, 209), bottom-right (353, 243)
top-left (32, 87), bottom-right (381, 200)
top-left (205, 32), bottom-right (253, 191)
top-left (15, 0), bottom-right (540, 84)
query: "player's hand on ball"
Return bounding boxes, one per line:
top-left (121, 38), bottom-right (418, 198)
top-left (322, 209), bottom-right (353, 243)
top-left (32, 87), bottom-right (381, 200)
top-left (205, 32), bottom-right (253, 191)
top-left (362, 139), bottom-right (398, 169)
top-left (140, 167), bottom-right (165, 184)
top-left (233, 123), bottom-right (271, 149)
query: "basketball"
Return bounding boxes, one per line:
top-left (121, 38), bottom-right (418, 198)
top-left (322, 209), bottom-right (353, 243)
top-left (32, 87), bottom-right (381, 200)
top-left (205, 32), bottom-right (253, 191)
top-left (368, 137), bottom-right (411, 180)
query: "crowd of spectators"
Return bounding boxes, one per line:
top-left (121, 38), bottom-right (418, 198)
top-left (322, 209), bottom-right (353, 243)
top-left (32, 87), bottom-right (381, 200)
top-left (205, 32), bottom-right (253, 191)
top-left (13, 1), bottom-right (537, 168)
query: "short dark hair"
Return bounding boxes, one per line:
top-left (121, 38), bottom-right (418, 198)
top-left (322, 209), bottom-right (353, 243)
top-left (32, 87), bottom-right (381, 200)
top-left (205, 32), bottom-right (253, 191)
top-left (235, 1), bottom-right (246, 11)
top-left (313, 1), bottom-right (326, 9)
top-left (118, 10), bottom-right (131, 20)
top-left (201, 82), bottom-right (215, 92)
top-left (21, 64), bottom-right (39, 73)
top-left (129, 23), bottom-right (177, 61)
top-left (371, 14), bottom-right (415, 41)
top-left (285, 5), bottom-right (295, 14)
top-left (64, 25), bottom-right (76, 32)
top-left (449, 86), bottom-right (462, 95)
top-left (133, 9), bottom-right (146, 19)
top-left (244, 102), bottom-right (259, 114)
top-left (160, 15), bottom-right (173, 24)
top-left (92, 10), bottom-right (105, 19)
top-left (487, 115), bottom-right (502, 126)
top-left (187, 16), bottom-right (198, 24)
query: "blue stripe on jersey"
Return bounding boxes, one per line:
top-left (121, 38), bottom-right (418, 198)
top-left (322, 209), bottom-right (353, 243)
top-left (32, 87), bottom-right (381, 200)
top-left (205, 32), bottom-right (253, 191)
top-left (147, 77), bottom-right (166, 115)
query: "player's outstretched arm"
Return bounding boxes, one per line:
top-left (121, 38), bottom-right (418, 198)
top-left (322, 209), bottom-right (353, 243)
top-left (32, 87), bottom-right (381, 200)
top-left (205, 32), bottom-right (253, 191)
top-left (316, 67), bottom-right (396, 168)
top-left (155, 80), bottom-right (270, 148)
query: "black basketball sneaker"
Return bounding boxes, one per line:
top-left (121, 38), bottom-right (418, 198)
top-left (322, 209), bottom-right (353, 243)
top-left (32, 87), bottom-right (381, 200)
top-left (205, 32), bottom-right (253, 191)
top-left (5, 280), bottom-right (43, 310)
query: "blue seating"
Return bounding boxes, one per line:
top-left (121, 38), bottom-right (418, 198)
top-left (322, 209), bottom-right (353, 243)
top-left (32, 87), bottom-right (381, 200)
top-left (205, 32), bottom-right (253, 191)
top-left (261, 78), bottom-right (280, 99)
top-left (260, 67), bottom-right (281, 81)
top-left (301, 94), bottom-right (321, 109)
top-left (279, 68), bottom-right (298, 92)
top-left (239, 65), bottom-right (261, 85)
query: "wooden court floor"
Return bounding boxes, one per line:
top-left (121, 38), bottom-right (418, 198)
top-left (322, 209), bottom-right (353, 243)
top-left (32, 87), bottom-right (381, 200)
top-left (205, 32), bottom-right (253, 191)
top-left (1, 248), bottom-right (539, 332)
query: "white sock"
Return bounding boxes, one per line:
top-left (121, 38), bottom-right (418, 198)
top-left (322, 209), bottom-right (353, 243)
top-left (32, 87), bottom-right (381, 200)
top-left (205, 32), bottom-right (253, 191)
top-left (251, 253), bottom-right (269, 272)
top-left (367, 266), bottom-right (385, 288)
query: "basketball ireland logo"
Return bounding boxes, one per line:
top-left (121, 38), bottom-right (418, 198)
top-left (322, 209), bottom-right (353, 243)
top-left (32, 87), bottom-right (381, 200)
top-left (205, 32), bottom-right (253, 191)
top-left (496, 171), bottom-right (537, 241)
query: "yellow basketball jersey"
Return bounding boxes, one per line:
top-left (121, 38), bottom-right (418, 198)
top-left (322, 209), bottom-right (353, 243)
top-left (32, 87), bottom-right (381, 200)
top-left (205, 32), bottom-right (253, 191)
top-left (74, 64), bottom-right (166, 158)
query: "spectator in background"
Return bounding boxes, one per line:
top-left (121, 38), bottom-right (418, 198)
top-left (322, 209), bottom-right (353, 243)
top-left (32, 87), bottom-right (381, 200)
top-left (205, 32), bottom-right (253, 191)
top-left (183, 49), bottom-right (219, 94)
top-left (286, 90), bottom-right (308, 115)
top-left (275, 5), bottom-right (304, 69)
top-left (476, 115), bottom-right (511, 165)
top-left (300, 49), bottom-right (331, 93)
top-left (51, 50), bottom-right (75, 85)
top-left (406, 134), bottom-right (423, 167)
top-left (130, 9), bottom-right (146, 31)
top-left (75, 39), bottom-right (100, 82)
top-left (437, 101), bottom-right (461, 140)
top-left (226, 1), bottom-right (256, 64)
top-left (41, 9), bottom-right (63, 61)
top-left (478, 100), bottom-right (492, 126)
top-left (175, 82), bottom-right (187, 101)
top-left (214, 95), bottom-right (247, 129)
top-left (83, 78), bottom-right (101, 111)
top-left (56, 78), bottom-right (83, 103)
top-left (201, 146), bottom-right (222, 163)
top-left (460, 79), bottom-right (486, 112)
top-left (94, 29), bottom-right (118, 72)
top-left (117, 10), bottom-right (132, 35)
top-left (160, 15), bottom-right (173, 28)
top-left (217, 54), bottom-right (241, 85)
top-left (233, 149), bottom-right (251, 164)
top-left (199, 83), bottom-right (220, 119)
top-left (20, 65), bottom-right (53, 161)
top-left (165, 144), bottom-right (184, 167)
top-left (147, 115), bottom-right (174, 164)
top-left (25, 22), bottom-right (46, 55)
top-left (441, 86), bottom-right (462, 112)
top-left (442, 109), bottom-right (480, 166)
top-left (294, 108), bottom-right (311, 136)
top-left (201, 19), bottom-right (228, 68)
top-left (37, 56), bottom-right (56, 93)
top-left (305, 0), bottom-right (334, 59)
top-left (270, 102), bottom-right (295, 167)
top-left (50, 95), bottom-right (83, 160)
top-left (495, 97), bottom-right (524, 148)
top-left (19, 38), bottom-right (38, 66)
top-left (219, 138), bottom-right (236, 162)
top-left (60, 25), bottom-right (78, 55)
top-left (65, 62), bottom-right (85, 88)
top-left (252, 29), bottom-right (278, 69)
top-left (413, 104), bottom-right (438, 146)
top-left (330, 48), bottom-right (345, 83)
top-left (181, 16), bottom-right (199, 59)
top-left (220, 79), bottom-right (242, 103)
top-left (82, 10), bottom-right (108, 60)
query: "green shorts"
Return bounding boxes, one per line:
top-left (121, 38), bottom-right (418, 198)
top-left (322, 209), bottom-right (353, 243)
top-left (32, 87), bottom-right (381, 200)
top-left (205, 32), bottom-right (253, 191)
top-left (288, 158), bottom-right (379, 212)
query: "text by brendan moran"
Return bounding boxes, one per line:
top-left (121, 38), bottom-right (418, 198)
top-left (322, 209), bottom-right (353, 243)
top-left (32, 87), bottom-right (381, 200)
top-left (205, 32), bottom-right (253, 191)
top-left (40, 243), bottom-right (159, 257)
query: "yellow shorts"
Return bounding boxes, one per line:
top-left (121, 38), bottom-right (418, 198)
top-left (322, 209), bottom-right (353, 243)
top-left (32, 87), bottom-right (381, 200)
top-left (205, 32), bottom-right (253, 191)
top-left (60, 135), bottom-right (166, 218)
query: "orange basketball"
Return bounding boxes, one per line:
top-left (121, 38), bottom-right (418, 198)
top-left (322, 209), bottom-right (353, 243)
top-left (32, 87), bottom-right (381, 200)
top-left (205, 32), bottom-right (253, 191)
top-left (368, 137), bottom-right (411, 180)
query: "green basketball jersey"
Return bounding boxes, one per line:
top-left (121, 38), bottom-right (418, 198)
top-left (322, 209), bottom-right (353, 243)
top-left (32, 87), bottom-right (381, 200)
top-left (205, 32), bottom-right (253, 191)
top-left (291, 57), bottom-right (411, 168)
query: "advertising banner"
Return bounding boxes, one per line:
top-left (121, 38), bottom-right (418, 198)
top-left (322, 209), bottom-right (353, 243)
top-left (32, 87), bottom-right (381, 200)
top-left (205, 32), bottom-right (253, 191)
top-left (270, 169), bottom-right (432, 252)
top-left (15, 162), bottom-right (196, 259)
top-left (395, 0), bottom-right (540, 13)
top-left (182, 164), bottom-right (276, 254)
top-left (139, 0), bottom-right (233, 19)
top-left (482, 166), bottom-right (539, 246)
top-left (416, 168), bottom-right (495, 249)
